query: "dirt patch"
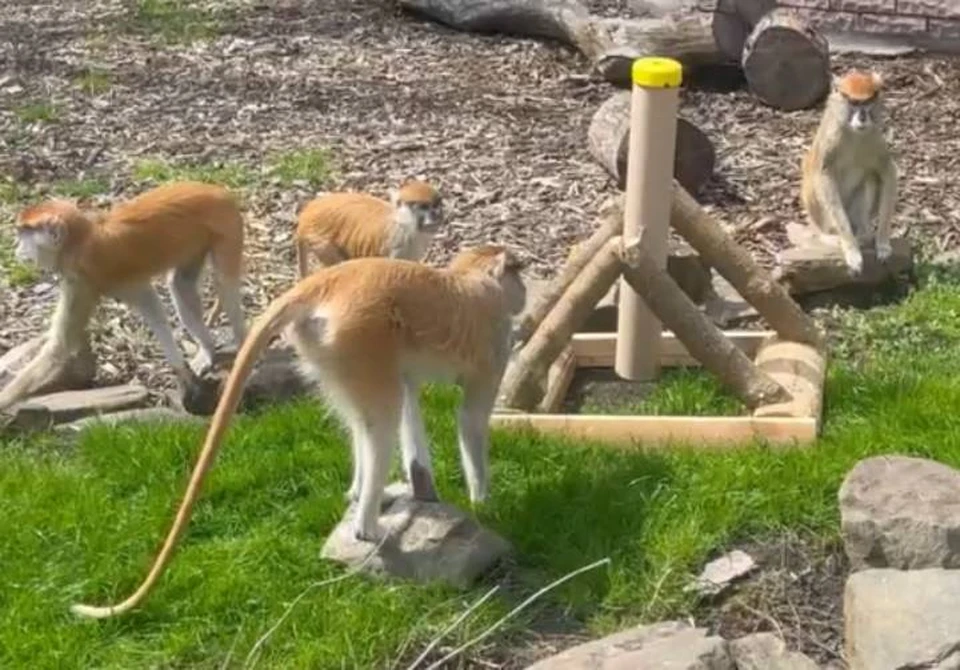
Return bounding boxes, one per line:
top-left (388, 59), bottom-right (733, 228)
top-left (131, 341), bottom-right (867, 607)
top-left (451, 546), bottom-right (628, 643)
top-left (697, 532), bottom-right (850, 668)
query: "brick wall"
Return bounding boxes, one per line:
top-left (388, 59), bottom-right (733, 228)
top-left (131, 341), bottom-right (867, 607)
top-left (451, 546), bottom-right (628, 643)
top-left (775, 0), bottom-right (960, 42)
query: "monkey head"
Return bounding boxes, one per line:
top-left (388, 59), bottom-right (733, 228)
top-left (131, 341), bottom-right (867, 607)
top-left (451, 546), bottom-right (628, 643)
top-left (448, 244), bottom-right (528, 316)
top-left (833, 69), bottom-right (885, 134)
top-left (391, 179), bottom-right (445, 234)
top-left (14, 200), bottom-right (84, 271)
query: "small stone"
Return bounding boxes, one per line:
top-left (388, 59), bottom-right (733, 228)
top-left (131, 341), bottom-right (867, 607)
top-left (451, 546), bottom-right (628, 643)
top-left (688, 549), bottom-right (757, 597)
top-left (839, 455), bottom-right (960, 570)
top-left (729, 632), bottom-right (820, 670)
top-left (525, 620), bottom-right (733, 670)
top-left (320, 482), bottom-right (511, 589)
top-left (3, 385), bottom-right (150, 433)
top-left (844, 568), bottom-right (960, 670)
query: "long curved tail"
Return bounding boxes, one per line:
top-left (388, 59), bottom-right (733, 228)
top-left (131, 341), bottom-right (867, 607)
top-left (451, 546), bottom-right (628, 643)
top-left (70, 284), bottom-right (309, 619)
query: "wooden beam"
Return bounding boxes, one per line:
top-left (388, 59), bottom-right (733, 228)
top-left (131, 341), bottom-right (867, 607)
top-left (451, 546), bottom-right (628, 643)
top-left (571, 330), bottom-right (776, 368)
top-left (490, 412), bottom-right (817, 446)
top-left (538, 345), bottom-right (578, 414)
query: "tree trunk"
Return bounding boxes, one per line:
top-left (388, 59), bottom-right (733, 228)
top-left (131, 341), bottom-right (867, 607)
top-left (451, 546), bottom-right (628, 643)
top-left (588, 90), bottom-right (716, 196)
top-left (712, 0), bottom-right (775, 61)
top-left (395, 0), bottom-right (613, 61)
top-left (669, 183), bottom-right (825, 348)
top-left (499, 237), bottom-right (623, 411)
top-left (513, 197), bottom-right (624, 347)
top-left (594, 13), bottom-right (732, 88)
top-left (774, 227), bottom-right (914, 296)
top-left (741, 8), bottom-right (830, 111)
top-left (618, 239), bottom-right (790, 410)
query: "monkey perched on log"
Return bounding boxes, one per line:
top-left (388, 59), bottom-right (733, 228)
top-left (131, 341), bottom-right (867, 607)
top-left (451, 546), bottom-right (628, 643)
top-left (295, 179), bottom-right (445, 277)
top-left (800, 69), bottom-right (897, 275)
top-left (0, 182), bottom-right (248, 411)
top-left (70, 244), bottom-right (527, 619)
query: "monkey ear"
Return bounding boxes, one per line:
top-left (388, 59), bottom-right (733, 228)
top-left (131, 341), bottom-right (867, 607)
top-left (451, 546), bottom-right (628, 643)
top-left (493, 248), bottom-right (525, 277)
top-left (871, 71), bottom-right (884, 89)
top-left (389, 189), bottom-right (401, 208)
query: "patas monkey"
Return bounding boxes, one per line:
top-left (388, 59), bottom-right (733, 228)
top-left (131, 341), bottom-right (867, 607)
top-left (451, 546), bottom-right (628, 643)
top-left (295, 179), bottom-right (444, 277)
top-left (0, 182), bottom-right (247, 411)
top-left (70, 245), bottom-right (527, 620)
top-left (203, 180), bottom-right (444, 327)
top-left (800, 69), bottom-right (897, 275)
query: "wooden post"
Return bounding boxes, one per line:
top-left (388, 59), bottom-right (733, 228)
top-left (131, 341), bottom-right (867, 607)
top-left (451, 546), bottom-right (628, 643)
top-left (615, 56), bottom-right (683, 381)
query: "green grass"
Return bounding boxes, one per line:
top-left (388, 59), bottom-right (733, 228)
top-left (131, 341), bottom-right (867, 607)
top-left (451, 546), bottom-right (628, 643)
top-left (14, 101), bottom-right (60, 124)
top-left (266, 148), bottom-right (336, 189)
top-left (75, 67), bottom-right (112, 95)
top-left (130, 0), bottom-right (229, 44)
top-left (132, 157), bottom-right (258, 190)
top-left (50, 177), bottom-right (110, 200)
top-left (580, 368), bottom-right (744, 417)
top-left (4, 266), bottom-right (960, 666)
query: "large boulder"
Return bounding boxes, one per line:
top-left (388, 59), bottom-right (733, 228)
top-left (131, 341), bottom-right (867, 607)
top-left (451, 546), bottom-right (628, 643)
top-left (525, 620), bottom-right (733, 670)
top-left (839, 455), bottom-right (960, 570)
top-left (321, 483), bottom-right (510, 589)
top-left (844, 568), bottom-right (960, 670)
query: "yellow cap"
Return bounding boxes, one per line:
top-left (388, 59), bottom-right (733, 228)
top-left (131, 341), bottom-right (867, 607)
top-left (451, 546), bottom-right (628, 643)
top-left (631, 57), bottom-right (683, 89)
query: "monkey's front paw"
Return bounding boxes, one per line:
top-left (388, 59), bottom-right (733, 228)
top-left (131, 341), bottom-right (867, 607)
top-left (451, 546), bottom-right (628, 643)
top-left (875, 241), bottom-right (892, 263)
top-left (843, 247), bottom-right (864, 276)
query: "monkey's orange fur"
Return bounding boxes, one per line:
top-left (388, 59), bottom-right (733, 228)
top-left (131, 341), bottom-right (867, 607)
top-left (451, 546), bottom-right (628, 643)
top-left (294, 179), bottom-right (443, 277)
top-left (18, 181), bottom-right (244, 291)
top-left (836, 70), bottom-right (882, 102)
top-left (70, 244), bottom-right (525, 620)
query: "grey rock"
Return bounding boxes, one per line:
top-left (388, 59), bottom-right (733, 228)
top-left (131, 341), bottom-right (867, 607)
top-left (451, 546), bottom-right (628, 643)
top-left (2, 384), bottom-right (150, 433)
top-left (703, 272), bottom-right (759, 328)
top-left (176, 345), bottom-right (314, 416)
top-left (0, 335), bottom-right (96, 396)
top-left (525, 620), bottom-right (733, 670)
top-left (56, 406), bottom-right (199, 433)
top-left (839, 455), bottom-right (960, 570)
top-left (321, 482), bottom-right (511, 589)
top-left (688, 549), bottom-right (757, 597)
top-left (729, 633), bottom-right (820, 670)
top-left (844, 568), bottom-right (960, 670)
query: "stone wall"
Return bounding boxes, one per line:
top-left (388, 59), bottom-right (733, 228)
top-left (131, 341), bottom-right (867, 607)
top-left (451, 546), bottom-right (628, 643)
top-left (777, 0), bottom-right (960, 45)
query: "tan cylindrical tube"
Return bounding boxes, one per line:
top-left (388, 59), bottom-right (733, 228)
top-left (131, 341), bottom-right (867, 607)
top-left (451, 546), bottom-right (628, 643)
top-left (615, 57), bottom-right (683, 381)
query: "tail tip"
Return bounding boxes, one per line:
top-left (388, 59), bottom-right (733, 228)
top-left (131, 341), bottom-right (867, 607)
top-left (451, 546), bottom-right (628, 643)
top-left (70, 603), bottom-right (116, 619)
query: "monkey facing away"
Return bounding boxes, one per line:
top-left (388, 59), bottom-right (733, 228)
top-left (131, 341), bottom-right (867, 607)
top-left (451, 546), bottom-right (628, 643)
top-left (295, 179), bottom-right (444, 277)
top-left (0, 181), bottom-right (247, 411)
top-left (800, 69), bottom-right (897, 275)
top-left (70, 244), bottom-right (527, 619)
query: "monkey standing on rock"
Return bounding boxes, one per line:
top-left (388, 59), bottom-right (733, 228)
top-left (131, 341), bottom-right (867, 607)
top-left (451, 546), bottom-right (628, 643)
top-left (69, 244), bottom-right (527, 619)
top-left (0, 181), bottom-right (248, 412)
top-left (800, 69), bottom-right (898, 275)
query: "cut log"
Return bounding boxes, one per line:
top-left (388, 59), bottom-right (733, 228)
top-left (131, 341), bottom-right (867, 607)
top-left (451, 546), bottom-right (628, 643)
top-left (499, 237), bottom-right (623, 411)
top-left (588, 90), bottom-right (716, 196)
top-left (752, 338), bottom-right (826, 423)
top-left (594, 14), bottom-right (732, 88)
top-left (774, 230), bottom-right (914, 296)
top-left (669, 182), bottom-right (824, 348)
top-left (395, 0), bottom-right (613, 62)
top-left (712, 0), bottom-right (776, 61)
top-left (513, 196), bottom-right (623, 347)
top-left (741, 8), bottom-right (830, 111)
top-left (618, 239), bottom-right (790, 410)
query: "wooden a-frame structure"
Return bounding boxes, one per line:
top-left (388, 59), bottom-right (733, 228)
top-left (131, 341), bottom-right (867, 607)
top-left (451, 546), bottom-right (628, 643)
top-left (490, 183), bottom-right (828, 449)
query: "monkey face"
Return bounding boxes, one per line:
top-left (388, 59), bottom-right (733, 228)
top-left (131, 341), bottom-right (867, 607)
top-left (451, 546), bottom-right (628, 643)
top-left (846, 101), bottom-right (877, 133)
top-left (15, 221), bottom-right (64, 270)
top-left (397, 199), bottom-right (444, 233)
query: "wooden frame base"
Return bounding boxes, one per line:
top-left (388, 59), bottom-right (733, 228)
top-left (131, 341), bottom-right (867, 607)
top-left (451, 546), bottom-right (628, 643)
top-left (491, 329), bottom-right (824, 448)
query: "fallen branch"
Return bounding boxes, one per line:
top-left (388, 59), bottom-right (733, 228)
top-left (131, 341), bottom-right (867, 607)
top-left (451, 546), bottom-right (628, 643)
top-left (669, 183), bottom-right (825, 348)
top-left (618, 238), bottom-right (790, 410)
